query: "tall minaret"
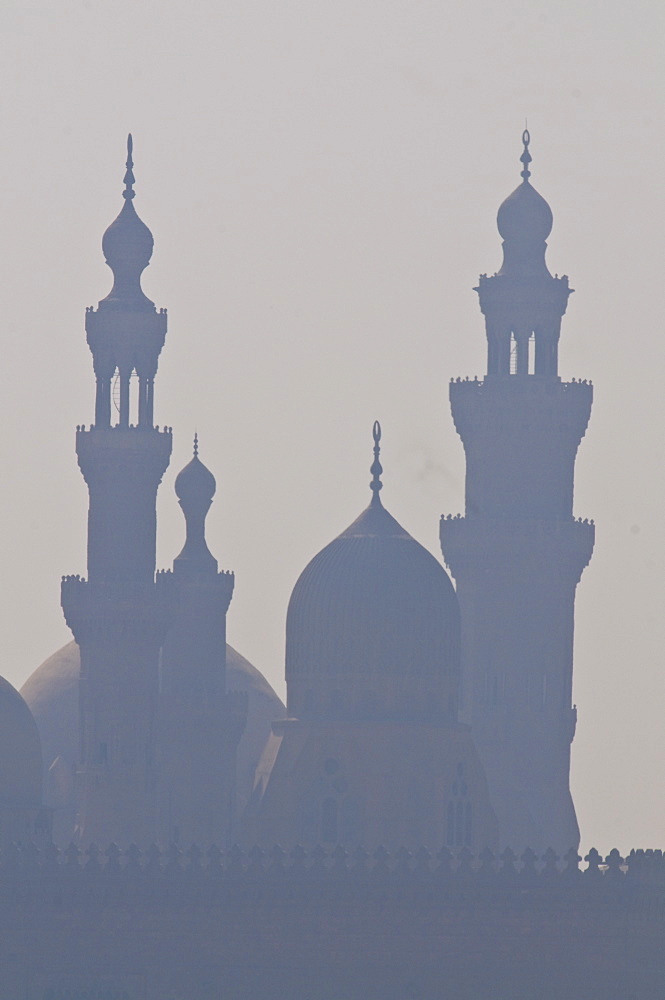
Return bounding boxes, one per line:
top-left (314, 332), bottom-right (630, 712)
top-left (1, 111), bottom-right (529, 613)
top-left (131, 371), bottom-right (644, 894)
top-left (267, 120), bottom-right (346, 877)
top-left (61, 137), bottom-right (173, 845)
top-left (157, 437), bottom-right (246, 847)
top-left (440, 132), bottom-right (594, 855)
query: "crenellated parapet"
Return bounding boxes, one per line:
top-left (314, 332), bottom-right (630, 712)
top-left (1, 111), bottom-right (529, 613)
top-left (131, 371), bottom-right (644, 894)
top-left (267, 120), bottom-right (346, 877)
top-left (0, 841), bottom-right (662, 890)
top-left (0, 844), bottom-right (660, 1000)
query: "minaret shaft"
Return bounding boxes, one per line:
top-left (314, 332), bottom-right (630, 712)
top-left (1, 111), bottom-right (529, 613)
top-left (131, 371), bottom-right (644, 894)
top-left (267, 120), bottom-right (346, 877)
top-left (61, 138), bottom-right (173, 846)
top-left (440, 134), bottom-right (594, 855)
top-left (156, 442), bottom-right (246, 847)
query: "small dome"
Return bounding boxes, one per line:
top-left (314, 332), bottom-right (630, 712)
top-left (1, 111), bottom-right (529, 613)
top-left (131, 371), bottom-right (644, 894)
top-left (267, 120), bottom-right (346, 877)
top-left (0, 675), bottom-right (42, 805)
top-left (21, 640), bottom-right (284, 830)
top-left (286, 498), bottom-right (460, 685)
top-left (175, 454), bottom-right (217, 504)
top-left (497, 180), bottom-right (553, 244)
top-left (20, 641), bottom-right (80, 779)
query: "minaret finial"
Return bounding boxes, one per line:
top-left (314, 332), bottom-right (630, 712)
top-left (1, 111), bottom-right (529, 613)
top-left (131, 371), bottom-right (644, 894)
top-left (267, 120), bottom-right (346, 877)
top-left (370, 420), bottom-right (383, 504)
top-left (193, 432), bottom-right (199, 458)
top-left (123, 133), bottom-right (135, 201)
top-left (520, 128), bottom-right (532, 182)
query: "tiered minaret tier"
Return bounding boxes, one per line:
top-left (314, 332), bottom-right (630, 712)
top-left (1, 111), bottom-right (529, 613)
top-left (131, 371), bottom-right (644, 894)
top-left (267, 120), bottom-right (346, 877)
top-left (440, 132), bottom-right (594, 855)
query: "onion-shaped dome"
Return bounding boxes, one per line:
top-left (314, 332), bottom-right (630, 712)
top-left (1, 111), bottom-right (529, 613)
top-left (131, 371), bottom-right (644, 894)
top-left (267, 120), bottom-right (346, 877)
top-left (497, 181), bottom-right (553, 244)
top-left (173, 435), bottom-right (219, 575)
top-left (286, 424), bottom-right (460, 722)
top-left (496, 130), bottom-right (553, 278)
top-left (102, 201), bottom-right (153, 275)
top-left (0, 675), bottom-right (42, 805)
top-left (99, 134), bottom-right (155, 310)
top-left (175, 435), bottom-right (217, 505)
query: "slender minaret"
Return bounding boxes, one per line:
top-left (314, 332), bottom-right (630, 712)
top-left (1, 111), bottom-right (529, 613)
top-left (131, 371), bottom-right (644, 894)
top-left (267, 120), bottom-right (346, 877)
top-left (440, 132), bottom-right (594, 855)
top-left (157, 437), bottom-right (247, 847)
top-left (61, 137), bottom-right (173, 845)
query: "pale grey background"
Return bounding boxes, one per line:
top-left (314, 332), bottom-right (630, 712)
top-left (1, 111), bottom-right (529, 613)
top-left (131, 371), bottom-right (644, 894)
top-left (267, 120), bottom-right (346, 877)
top-left (0, 0), bottom-right (662, 853)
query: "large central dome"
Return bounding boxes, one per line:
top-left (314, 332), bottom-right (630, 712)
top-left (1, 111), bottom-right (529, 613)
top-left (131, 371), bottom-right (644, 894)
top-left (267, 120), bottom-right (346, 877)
top-left (286, 426), bottom-right (460, 722)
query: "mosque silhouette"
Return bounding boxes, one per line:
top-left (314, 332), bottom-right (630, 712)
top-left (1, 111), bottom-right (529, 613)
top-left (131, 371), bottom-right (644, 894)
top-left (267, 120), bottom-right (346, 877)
top-left (0, 132), bottom-right (660, 1000)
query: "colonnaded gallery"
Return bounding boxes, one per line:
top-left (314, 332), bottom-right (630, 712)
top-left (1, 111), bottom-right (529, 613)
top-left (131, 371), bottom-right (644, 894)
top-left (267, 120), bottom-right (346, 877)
top-left (0, 133), bottom-right (661, 1000)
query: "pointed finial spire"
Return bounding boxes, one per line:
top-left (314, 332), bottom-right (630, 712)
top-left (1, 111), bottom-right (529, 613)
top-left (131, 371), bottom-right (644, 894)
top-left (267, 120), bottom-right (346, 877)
top-left (123, 133), bottom-right (135, 201)
top-left (370, 420), bottom-right (383, 504)
top-left (193, 432), bottom-right (199, 458)
top-left (520, 128), bottom-right (532, 182)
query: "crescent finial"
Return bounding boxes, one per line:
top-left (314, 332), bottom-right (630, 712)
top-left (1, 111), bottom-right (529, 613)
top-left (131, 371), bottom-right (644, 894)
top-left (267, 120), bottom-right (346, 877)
top-left (370, 421), bottom-right (383, 503)
top-left (123, 133), bottom-right (136, 201)
top-left (520, 128), bottom-right (532, 182)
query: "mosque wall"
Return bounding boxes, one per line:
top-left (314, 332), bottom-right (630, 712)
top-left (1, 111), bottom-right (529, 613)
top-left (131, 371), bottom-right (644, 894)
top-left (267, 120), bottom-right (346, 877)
top-left (0, 846), bottom-right (662, 1000)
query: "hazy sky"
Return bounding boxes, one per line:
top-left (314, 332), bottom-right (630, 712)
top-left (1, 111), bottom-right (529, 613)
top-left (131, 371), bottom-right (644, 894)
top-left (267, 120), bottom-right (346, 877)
top-left (0, 0), bottom-right (663, 853)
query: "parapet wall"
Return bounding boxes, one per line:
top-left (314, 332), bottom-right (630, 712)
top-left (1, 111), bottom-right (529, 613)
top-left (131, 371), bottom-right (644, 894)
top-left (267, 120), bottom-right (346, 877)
top-left (1, 842), bottom-right (663, 896)
top-left (1, 843), bottom-right (663, 1000)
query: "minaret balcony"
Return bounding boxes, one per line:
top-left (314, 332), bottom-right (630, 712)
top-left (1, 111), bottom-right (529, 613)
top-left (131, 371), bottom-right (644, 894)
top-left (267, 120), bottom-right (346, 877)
top-left (449, 376), bottom-right (593, 444)
top-left (440, 515), bottom-right (595, 584)
top-left (61, 574), bottom-right (176, 646)
top-left (476, 272), bottom-right (572, 319)
top-left (85, 306), bottom-right (167, 373)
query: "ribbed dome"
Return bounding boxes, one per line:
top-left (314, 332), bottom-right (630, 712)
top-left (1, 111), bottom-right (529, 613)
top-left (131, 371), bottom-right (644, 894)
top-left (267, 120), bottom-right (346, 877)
top-left (497, 180), bottom-right (553, 244)
top-left (0, 676), bottom-right (42, 805)
top-left (286, 497), bottom-right (460, 685)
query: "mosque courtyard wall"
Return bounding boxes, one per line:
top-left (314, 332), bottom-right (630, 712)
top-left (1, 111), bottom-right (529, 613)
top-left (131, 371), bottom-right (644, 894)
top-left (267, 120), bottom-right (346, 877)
top-left (0, 845), bottom-right (662, 1000)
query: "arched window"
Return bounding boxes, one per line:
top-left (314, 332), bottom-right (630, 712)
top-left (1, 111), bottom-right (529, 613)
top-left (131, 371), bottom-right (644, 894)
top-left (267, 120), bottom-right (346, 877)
top-left (455, 800), bottom-right (464, 845)
top-left (321, 797), bottom-right (338, 843)
top-left (528, 331), bottom-right (536, 374)
top-left (464, 802), bottom-right (473, 846)
top-left (509, 333), bottom-right (518, 375)
top-left (446, 802), bottom-right (455, 845)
